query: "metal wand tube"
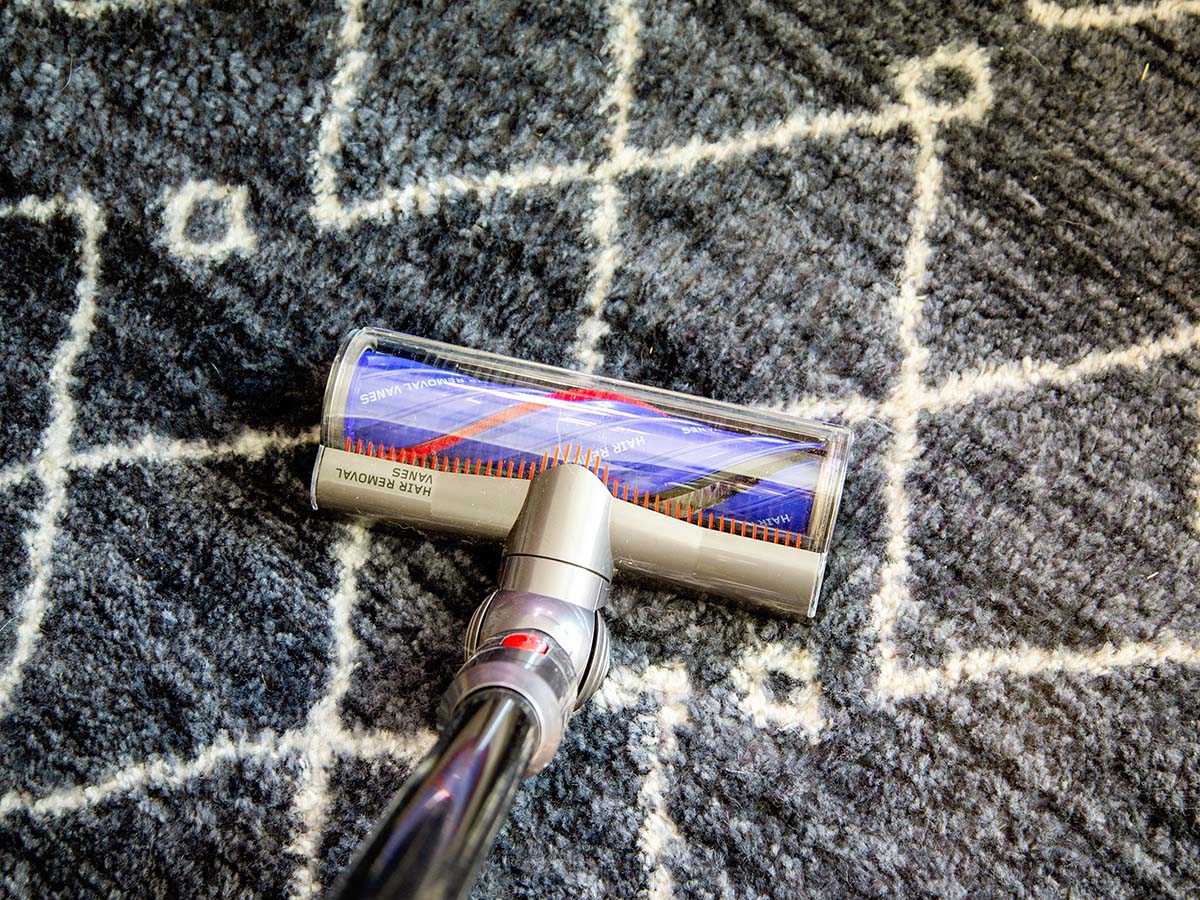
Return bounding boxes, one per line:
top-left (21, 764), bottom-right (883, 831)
top-left (329, 690), bottom-right (537, 900)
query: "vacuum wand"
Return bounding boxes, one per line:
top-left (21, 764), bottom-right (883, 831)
top-left (331, 461), bottom-right (614, 900)
top-left (312, 328), bottom-right (852, 898)
top-left (331, 691), bottom-right (536, 900)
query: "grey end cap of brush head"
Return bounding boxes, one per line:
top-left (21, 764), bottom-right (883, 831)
top-left (503, 463), bottom-right (614, 583)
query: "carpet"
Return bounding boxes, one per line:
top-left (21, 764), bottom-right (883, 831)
top-left (1, 0), bottom-right (1198, 897)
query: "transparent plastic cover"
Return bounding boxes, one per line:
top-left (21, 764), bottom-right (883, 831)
top-left (321, 328), bottom-right (851, 556)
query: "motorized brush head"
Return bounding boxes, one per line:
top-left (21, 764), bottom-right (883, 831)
top-left (311, 328), bottom-right (852, 618)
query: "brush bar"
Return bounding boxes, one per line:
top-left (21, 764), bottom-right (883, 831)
top-left (335, 350), bottom-right (822, 542)
top-left (342, 436), bottom-right (807, 550)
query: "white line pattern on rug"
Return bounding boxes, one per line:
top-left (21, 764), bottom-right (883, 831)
top-left (306, 0), bottom-right (990, 238)
top-left (870, 48), bottom-right (991, 702)
top-left (2, 0), bottom-right (1199, 888)
top-left (14, 0), bottom-right (173, 18)
top-left (1028, 0), bottom-right (1200, 30)
top-left (572, 0), bottom-right (641, 372)
top-left (161, 179), bottom-right (258, 263)
top-left (287, 524), bottom-right (380, 900)
top-left (0, 192), bottom-right (105, 716)
top-left (731, 640), bottom-right (824, 736)
top-left (596, 662), bottom-right (691, 900)
top-left (0, 723), bottom-right (434, 821)
top-left (881, 633), bottom-right (1200, 700)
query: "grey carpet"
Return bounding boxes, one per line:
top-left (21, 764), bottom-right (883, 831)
top-left (2, 0), bottom-right (1199, 897)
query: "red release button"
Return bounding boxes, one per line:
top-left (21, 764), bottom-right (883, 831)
top-left (501, 633), bottom-right (549, 654)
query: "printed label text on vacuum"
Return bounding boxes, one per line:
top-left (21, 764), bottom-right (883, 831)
top-left (358, 375), bottom-right (467, 405)
top-left (335, 466), bottom-right (433, 497)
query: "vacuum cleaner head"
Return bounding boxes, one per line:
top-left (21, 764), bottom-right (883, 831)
top-left (315, 328), bottom-right (853, 898)
top-left (311, 328), bottom-right (851, 618)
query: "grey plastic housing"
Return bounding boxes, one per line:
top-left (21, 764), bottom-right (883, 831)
top-left (312, 328), bottom-right (852, 618)
top-left (447, 463), bottom-right (614, 775)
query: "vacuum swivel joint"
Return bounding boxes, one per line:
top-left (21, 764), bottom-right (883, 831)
top-left (441, 464), bottom-right (613, 775)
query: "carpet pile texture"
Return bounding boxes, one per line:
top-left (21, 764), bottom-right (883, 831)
top-left (1, 0), bottom-right (1198, 897)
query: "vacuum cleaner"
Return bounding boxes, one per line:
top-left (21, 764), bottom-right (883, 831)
top-left (309, 327), bottom-right (851, 900)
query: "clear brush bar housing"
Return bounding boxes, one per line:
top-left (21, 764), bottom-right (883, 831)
top-left (312, 328), bottom-right (852, 617)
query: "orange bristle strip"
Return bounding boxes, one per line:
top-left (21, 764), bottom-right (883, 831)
top-left (602, 465), bottom-right (610, 485)
top-left (485, 460), bottom-right (493, 476)
top-left (518, 461), bottom-right (526, 479)
top-left (367, 441), bottom-right (374, 456)
top-left (707, 512), bottom-right (714, 529)
top-left (622, 484), bottom-right (629, 501)
top-left (573, 445), bottom-right (582, 465)
top-left (687, 505), bottom-right (693, 522)
top-left (654, 495), bottom-right (660, 513)
top-left (583, 448), bottom-right (592, 469)
top-left (540, 451), bottom-right (549, 472)
top-left (389, 447), bottom-right (397, 461)
top-left (506, 460), bottom-right (515, 478)
top-left (356, 439), bottom-right (364, 454)
top-left (345, 436), bottom-right (352, 452)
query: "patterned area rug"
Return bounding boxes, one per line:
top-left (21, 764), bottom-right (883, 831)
top-left (2, 1), bottom-right (1198, 897)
